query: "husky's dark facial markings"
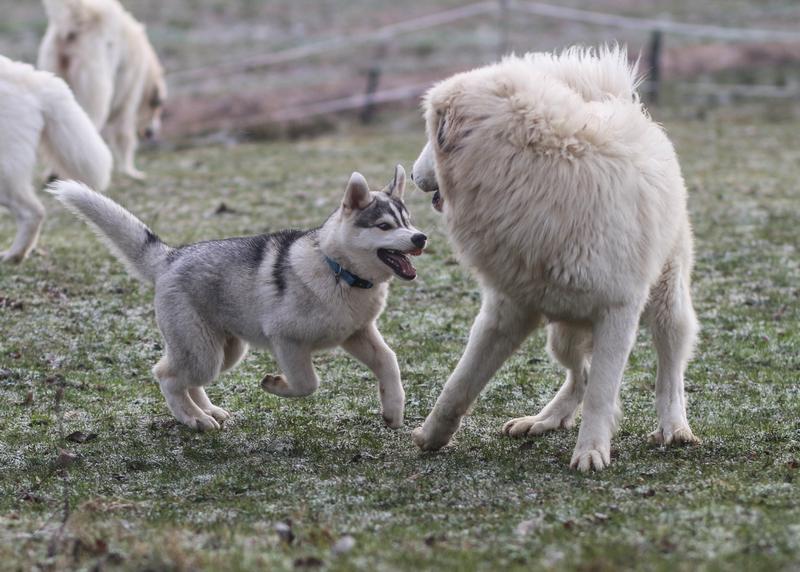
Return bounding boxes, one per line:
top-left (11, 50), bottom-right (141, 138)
top-left (354, 195), bottom-right (409, 230)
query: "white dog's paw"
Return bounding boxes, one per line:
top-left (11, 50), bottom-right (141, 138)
top-left (1, 250), bottom-right (24, 264)
top-left (260, 373), bottom-right (289, 396)
top-left (648, 423), bottom-right (700, 446)
top-left (411, 426), bottom-right (441, 451)
top-left (381, 406), bottom-right (404, 429)
top-left (203, 405), bottom-right (231, 424)
top-left (502, 412), bottom-right (575, 438)
top-left (570, 442), bottom-right (611, 472)
top-left (411, 412), bottom-right (463, 451)
top-left (123, 167), bottom-right (147, 181)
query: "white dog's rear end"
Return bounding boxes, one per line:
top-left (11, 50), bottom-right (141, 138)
top-left (0, 56), bottom-right (110, 263)
top-left (38, 0), bottom-right (166, 180)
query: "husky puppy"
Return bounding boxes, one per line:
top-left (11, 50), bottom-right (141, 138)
top-left (0, 55), bottom-right (111, 263)
top-left (38, 0), bottom-right (167, 180)
top-left (49, 166), bottom-right (426, 431)
top-left (411, 47), bottom-right (699, 471)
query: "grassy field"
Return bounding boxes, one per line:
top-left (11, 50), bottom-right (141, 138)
top-left (1, 104), bottom-right (800, 571)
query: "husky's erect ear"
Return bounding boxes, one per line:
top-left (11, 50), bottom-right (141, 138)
top-left (342, 172), bottom-right (371, 211)
top-left (384, 164), bottom-right (406, 199)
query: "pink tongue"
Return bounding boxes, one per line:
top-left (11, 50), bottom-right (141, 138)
top-left (395, 254), bottom-right (416, 278)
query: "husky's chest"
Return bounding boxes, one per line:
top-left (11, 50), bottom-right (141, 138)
top-left (308, 286), bottom-right (388, 346)
top-left (259, 282), bottom-right (389, 349)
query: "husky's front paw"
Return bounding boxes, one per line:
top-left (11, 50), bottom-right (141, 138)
top-left (261, 373), bottom-right (289, 395)
top-left (648, 423), bottom-right (700, 446)
top-left (570, 442), bottom-right (611, 472)
top-left (502, 411), bottom-right (576, 437)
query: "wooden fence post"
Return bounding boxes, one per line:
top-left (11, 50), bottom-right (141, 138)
top-left (361, 43), bottom-right (387, 124)
top-left (647, 29), bottom-right (663, 104)
top-left (498, 0), bottom-right (511, 59)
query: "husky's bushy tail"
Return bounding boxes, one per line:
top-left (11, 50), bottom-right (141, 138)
top-left (48, 181), bottom-right (170, 283)
top-left (40, 79), bottom-right (112, 191)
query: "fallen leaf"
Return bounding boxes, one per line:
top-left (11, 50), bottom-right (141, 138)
top-left (294, 556), bottom-right (323, 568)
top-left (66, 431), bottom-right (98, 444)
top-left (56, 449), bottom-right (77, 468)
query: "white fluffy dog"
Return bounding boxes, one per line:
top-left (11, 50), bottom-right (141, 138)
top-left (411, 47), bottom-right (699, 471)
top-left (0, 55), bottom-right (111, 263)
top-left (38, 0), bottom-right (167, 180)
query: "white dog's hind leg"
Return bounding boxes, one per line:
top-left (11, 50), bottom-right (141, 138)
top-left (412, 290), bottom-right (541, 450)
top-left (260, 340), bottom-right (319, 398)
top-left (570, 305), bottom-right (641, 472)
top-left (645, 259), bottom-right (700, 446)
top-left (0, 179), bottom-right (45, 263)
top-left (115, 115), bottom-right (145, 181)
top-left (342, 323), bottom-right (405, 429)
top-left (504, 322), bottom-right (591, 437)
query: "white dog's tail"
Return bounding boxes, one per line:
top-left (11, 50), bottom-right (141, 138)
top-left (40, 79), bottom-right (112, 191)
top-left (48, 181), bottom-right (170, 284)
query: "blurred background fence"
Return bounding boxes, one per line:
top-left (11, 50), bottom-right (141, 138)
top-left (2, 0), bottom-right (799, 139)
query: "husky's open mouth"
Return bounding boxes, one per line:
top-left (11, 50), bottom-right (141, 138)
top-left (378, 248), bottom-right (423, 280)
top-left (432, 190), bottom-right (444, 212)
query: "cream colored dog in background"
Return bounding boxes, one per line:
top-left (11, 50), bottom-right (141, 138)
top-left (0, 55), bottom-right (111, 263)
top-left (411, 47), bottom-right (699, 471)
top-left (38, 0), bottom-right (167, 180)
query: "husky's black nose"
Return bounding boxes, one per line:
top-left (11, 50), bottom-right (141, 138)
top-left (412, 233), bottom-right (427, 248)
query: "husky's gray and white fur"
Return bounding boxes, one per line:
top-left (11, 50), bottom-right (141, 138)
top-left (49, 166), bottom-right (427, 431)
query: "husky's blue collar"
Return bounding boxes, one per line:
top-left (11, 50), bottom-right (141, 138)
top-left (325, 256), bottom-right (373, 289)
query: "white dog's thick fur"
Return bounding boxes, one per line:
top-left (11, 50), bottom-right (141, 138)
top-left (38, 0), bottom-right (167, 180)
top-left (0, 55), bottom-right (111, 263)
top-left (411, 47), bottom-right (699, 471)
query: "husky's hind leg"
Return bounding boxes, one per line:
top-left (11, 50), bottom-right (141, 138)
top-left (153, 302), bottom-right (227, 430)
top-left (503, 322), bottom-right (592, 437)
top-left (188, 387), bottom-right (230, 424)
top-left (222, 336), bottom-right (248, 372)
top-left (186, 338), bottom-right (245, 424)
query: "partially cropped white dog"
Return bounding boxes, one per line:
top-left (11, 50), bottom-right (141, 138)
top-left (411, 47), bottom-right (699, 471)
top-left (0, 55), bottom-right (110, 263)
top-left (38, 0), bottom-right (167, 180)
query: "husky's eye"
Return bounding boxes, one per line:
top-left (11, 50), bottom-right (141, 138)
top-left (376, 223), bottom-right (393, 231)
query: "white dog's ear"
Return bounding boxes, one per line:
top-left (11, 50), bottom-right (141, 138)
top-left (433, 105), bottom-right (463, 154)
top-left (342, 172), bottom-right (371, 211)
top-left (384, 164), bottom-right (406, 199)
